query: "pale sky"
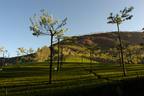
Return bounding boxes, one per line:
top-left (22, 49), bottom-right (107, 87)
top-left (0, 0), bottom-right (143, 57)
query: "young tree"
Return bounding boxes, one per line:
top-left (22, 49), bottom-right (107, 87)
top-left (30, 10), bottom-right (67, 84)
top-left (107, 6), bottom-right (134, 76)
top-left (0, 47), bottom-right (5, 57)
top-left (60, 45), bottom-right (64, 71)
top-left (83, 37), bottom-right (94, 73)
top-left (0, 47), bottom-right (7, 66)
top-left (26, 48), bottom-right (35, 63)
top-left (17, 47), bottom-right (26, 64)
top-left (55, 31), bottom-right (68, 71)
top-left (56, 35), bottom-right (62, 72)
top-left (27, 48), bottom-right (34, 54)
top-left (17, 47), bottom-right (26, 56)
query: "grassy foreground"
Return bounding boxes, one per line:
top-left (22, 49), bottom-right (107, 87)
top-left (0, 62), bottom-right (144, 96)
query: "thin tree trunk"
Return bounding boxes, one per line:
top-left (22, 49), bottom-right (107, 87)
top-left (3, 52), bottom-right (5, 66)
top-left (57, 38), bottom-right (60, 71)
top-left (49, 35), bottom-right (53, 84)
top-left (60, 46), bottom-right (63, 71)
top-left (90, 50), bottom-right (92, 73)
top-left (117, 23), bottom-right (126, 76)
top-left (118, 49), bottom-right (121, 66)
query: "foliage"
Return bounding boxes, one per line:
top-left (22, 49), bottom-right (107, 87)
top-left (35, 46), bottom-right (50, 62)
top-left (29, 10), bottom-right (67, 37)
top-left (107, 6), bottom-right (134, 25)
top-left (8, 32), bottom-right (144, 65)
top-left (17, 47), bottom-right (26, 56)
top-left (27, 48), bottom-right (34, 54)
top-left (0, 47), bottom-right (8, 57)
top-left (30, 9), bottom-right (67, 84)
top-left (16, 48), bottom-right (35, 64)
top-left (124, 45), bottom-right (143, 64)
top-left (107, 6), bottom-right (134, 76)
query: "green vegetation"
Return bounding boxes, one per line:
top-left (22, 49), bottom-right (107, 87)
top-left (10, 32), bottom-right (144, 65)
top-left (57, 32), bottom-right (144, 64)
top-left (107, 6), bottom-right (134, 76)
top-left (0, 62), bottom-right (144, 95)
top-left (30, 10), bottom-right (67, 84)
top-left (1, 6), bottom-right (144, 96)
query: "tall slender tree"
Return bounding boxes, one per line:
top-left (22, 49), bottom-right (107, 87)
top-left (83, 37), bottom-right (94, 73)
top-left (27, 48), bottom-right (34, 54)
top-left (60, 45), bottom-right (64, 71)
top-left (17, 47), bottom-right (26, 56)
top-left (26, 48), bottom-right (35, 63)
top-left (0, 47), bottom-right (8, 66)
top-left (56, 35), bottom-right (62, 72)
top-left (0, 47), bottom-right (5, 57)
top-left (107, 6), bottom-right (134, 76)
top-left (55, 30), bottom-right (68, 71)
top-left (30, 10), bottom-right (67, 84)
top-left (17, 47), bottom-right (26, 64)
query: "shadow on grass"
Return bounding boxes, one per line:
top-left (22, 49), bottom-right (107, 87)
top-left (1, 77), bottom-right (144, 96)
top-left (41, 76), bottom-right (144, 96)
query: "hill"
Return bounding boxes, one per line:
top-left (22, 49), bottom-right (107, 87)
top-left (61, 31), bottom-right (144, 50)
top-left (2, 31), bottom-right (144, 65)
top-left (57, 31), bottom-right (144, 64)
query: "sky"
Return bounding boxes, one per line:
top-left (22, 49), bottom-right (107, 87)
top-left (0, 0), bottom-right (144, 57)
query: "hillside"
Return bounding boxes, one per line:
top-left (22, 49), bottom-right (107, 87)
top-left (62, 31), bottom-right (144, 50)
top-left (57, 31), bottom-right (144, 64)
top-left (3, 31), bottom-right (144, 65)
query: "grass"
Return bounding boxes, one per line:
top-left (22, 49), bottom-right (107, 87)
top-left (0, 62), bottom-right (144, 95)
top-left (63, 55), bottom-right (97, 63)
